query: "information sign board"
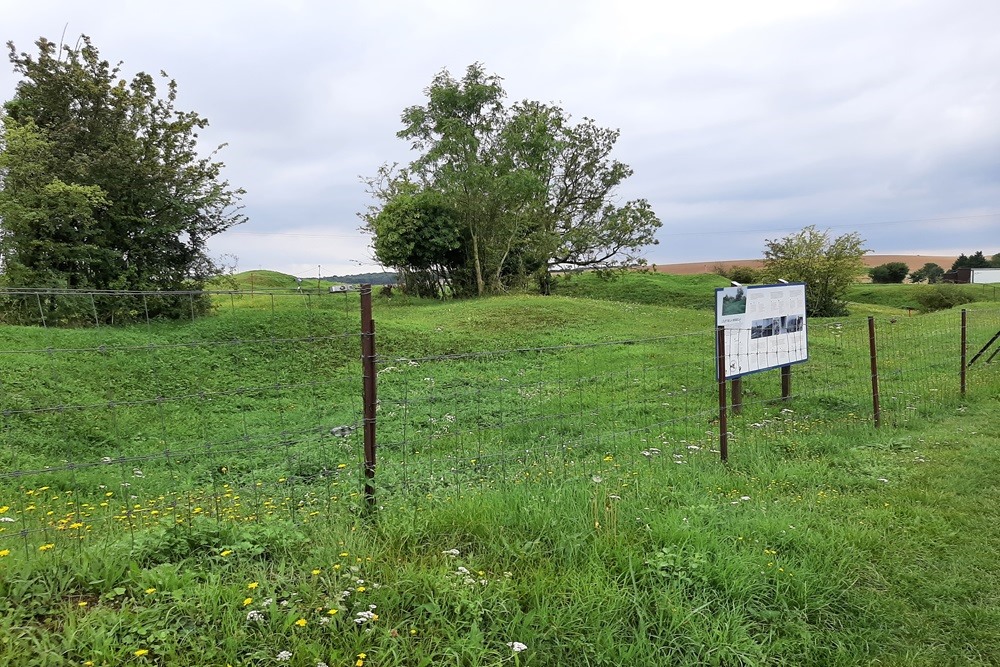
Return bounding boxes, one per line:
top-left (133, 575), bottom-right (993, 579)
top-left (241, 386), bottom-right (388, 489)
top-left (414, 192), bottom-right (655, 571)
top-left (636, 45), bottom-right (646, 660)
top-left (715, 283), bottom-right (808, 379)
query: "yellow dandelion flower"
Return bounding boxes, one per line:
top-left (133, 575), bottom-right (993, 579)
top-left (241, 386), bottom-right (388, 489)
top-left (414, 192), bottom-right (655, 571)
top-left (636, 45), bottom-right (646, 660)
top-left (84, 661), bottom-right (95, 666)
top-left (311, 568), bottom-right (321, 575)
top-left (220, 549), bottom-right (233, 557)
top-left (247, 582), bottom-right (258, 590)
top-left (339, 552), bottom-right (349, 557)
top-left (243, 597), bottom-right (253, 606)
top-left (327, 608), bottom-right (338, 615)
top-left (0, 505), bottom-right (9, 513)
top-left (356, 586), bottom-right (366, 592)
top-left (295, 618), bottom-right (307, 627)
top-left (78, 601), bottom-right (88, 607)
top-left (0, 549), bottom-right (10, 557)
top-left (134, 649), bottom-right (149, 657)
top-left (38, 543), bottom-right (55, 552)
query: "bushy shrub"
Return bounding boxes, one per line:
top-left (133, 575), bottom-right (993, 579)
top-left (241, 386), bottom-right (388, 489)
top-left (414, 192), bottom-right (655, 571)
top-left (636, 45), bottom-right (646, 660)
top-left (714, 264), bottom-right (761, 285)
top-left (869, 262), bottom-right (909, 284)
top-left (915, 287), bottom-right (974, 312)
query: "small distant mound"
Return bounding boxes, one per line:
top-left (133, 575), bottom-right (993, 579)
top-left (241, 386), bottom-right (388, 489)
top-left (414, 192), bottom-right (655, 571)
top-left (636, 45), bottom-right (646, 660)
top-left (551, 271), bottom-right (730, 309)
top-left (218, 270), bottom-right (302, 291)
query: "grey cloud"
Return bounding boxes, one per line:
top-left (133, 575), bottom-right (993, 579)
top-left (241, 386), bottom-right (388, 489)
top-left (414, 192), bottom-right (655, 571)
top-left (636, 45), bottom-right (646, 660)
top-left (3, 0), bottom-right (998, 274)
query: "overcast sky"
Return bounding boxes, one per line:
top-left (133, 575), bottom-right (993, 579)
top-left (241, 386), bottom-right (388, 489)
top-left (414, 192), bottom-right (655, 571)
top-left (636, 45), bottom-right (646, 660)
top-left (3, 0), bottom-right (998, 277)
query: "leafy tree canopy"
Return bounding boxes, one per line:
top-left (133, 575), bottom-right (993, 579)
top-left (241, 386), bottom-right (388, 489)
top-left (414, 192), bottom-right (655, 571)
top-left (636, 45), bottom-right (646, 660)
top-left (909, 262), bottom-right (944, 284)
top-left (361, 63), bottom-right (661, 298)
top-left (869, 262), bottom-right (909, 284)
top-left (951, 251), bottom-right (992, 270)
top-left (0, 36), bottom-right (245, 322)
top-left (762, 225), bottom-right (868, 317)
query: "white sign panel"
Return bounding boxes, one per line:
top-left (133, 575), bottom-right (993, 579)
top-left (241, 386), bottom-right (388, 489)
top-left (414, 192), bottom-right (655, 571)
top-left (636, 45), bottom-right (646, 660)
top-left (715, 283), bottom-right (808, 379)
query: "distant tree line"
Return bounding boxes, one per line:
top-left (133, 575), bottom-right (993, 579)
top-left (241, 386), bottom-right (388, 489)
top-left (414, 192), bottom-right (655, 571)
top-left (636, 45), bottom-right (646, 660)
top-left (321, 272), bottom-right (398, 286)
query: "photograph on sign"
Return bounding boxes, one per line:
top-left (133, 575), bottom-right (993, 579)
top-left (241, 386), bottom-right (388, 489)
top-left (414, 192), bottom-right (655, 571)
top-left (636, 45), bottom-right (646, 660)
top-left (715, 283), bottom-right (808, 379)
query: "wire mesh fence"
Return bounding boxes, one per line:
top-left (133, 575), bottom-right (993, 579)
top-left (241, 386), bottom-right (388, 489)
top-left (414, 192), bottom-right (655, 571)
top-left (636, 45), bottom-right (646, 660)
top-left (0, 288), bottom-right (366, 557)
top-left (374, 331), bottom-right (722, 502)
top-left (0, 287), bottom-right (997, 557)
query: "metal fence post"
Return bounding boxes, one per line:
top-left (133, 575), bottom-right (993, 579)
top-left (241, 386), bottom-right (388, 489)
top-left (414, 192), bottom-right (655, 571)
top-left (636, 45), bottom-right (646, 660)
top-left (716, 325), bottom-right (729, 462)
top-left (960, 309), bottom-right (967, 396)
top-left (868, 316), bottom-right (881, 429)
top-left (360, 285), bottom-right (377, 509)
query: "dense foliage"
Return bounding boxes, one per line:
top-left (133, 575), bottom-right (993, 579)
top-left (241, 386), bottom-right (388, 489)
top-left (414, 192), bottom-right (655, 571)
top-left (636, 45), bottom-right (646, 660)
top-left (362, 64), bottom-right (661, 298)
top-left (869, 262), bottom-right (909, 284)
top-left (762, 225), bottom-right (868, 317)
top-left (713, 264), bottom-right (762, 285)
top-left (0, 36), bottom-right (245, 322)
top-left (909, 262), bottom-right (945, 284)
top-left (951, 251), bottom-right (998, 270)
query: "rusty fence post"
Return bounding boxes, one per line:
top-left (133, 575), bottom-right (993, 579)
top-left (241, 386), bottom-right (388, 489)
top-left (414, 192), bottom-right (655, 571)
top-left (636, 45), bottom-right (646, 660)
top-left (960, 309), bottom-right (967, 396)
top-left (360, 284), bottom-right (377, 509)
top-left (868, 316), bottom-right (881, 429)
top-left (716, 325), bottom-right (729, 462)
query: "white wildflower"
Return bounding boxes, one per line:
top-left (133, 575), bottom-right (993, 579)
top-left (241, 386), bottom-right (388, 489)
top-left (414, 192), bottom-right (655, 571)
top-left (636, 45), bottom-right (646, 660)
top-left (354, 610), bottom-right (378, 624)
top-left (276, 650), bottom-right (292, 661)
top-left (506, 641), bottom-right (528, 652)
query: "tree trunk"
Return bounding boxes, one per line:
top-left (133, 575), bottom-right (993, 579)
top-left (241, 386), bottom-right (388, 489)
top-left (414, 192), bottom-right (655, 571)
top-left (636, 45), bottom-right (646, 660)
top-left (472, 233), bottom-right (485, 296)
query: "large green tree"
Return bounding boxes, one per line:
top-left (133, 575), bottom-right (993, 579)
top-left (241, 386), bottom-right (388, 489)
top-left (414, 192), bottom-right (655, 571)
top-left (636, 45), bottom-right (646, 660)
top-left (0, 36), bottom-right (245, 321)
top-left (762, 226), bottom-right (868, 317)
top-left (951, 251), bottom-right (992, 270)
top-left (362, 63), bottom-right (661, 297)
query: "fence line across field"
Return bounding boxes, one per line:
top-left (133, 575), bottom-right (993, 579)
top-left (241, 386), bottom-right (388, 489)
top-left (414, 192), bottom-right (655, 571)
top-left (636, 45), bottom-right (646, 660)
top-left (0, 286), bottom-right (996, 553)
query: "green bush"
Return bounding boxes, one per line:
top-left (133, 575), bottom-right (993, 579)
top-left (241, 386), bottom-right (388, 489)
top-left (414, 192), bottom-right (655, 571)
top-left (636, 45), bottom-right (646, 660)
top-left (915, 286), bottom-right (975, 312)
top-left (869, 262), bottom-right (909, 284)
top-left (715, 264), bottom-right (761, 285)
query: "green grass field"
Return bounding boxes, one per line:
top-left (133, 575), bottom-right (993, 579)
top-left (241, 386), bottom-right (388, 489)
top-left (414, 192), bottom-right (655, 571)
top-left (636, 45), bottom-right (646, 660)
top-left (0, 272), bottom-right (998, 666)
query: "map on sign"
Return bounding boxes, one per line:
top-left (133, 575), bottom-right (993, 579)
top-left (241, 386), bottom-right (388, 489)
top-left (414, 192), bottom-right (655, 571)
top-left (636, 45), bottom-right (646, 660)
top-left (715, 283), bottom-right (808, 379)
